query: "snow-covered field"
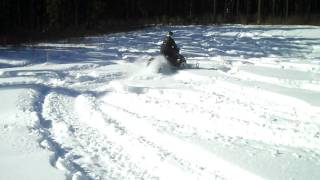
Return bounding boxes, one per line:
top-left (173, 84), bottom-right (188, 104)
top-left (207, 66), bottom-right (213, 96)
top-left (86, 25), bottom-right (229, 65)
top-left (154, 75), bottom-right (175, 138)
top-left (1, 25), bottom-right (320, 180)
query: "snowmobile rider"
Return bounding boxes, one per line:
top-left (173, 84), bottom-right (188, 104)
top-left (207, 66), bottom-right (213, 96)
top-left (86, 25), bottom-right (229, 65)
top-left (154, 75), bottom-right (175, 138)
top-left (160, 31), bottom-right (186, 67)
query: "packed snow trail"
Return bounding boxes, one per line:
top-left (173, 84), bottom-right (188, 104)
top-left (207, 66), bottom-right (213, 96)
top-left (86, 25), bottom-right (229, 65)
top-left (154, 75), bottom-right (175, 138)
top-left (0, 25), bottom-right (320, 180)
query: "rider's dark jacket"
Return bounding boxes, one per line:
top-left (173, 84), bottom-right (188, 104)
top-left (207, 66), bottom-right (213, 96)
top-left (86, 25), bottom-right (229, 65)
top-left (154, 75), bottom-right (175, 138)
top-left (160, 36), bottom-right (180, 66)
top-left (160, 36), bottom-right (179, 57)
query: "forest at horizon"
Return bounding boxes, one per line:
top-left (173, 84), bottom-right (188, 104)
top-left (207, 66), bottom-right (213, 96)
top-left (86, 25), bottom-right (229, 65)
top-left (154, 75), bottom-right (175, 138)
top-left (1, 0), bottom-right (319, 43)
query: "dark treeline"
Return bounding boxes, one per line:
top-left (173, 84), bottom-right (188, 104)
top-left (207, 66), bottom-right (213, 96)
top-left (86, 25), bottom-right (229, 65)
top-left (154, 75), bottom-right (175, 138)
top-left (1, 0), bottom-right (320, 43)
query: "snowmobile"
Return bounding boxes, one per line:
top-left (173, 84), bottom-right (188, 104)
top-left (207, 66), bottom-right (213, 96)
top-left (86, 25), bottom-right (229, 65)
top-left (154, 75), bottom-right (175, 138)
top-left (147, 52), bottom-right (199, 69)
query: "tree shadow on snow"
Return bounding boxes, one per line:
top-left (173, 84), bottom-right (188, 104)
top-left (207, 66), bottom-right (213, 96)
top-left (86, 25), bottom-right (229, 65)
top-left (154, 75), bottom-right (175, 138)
top-left (160, 25), bottom-right (320, 60)
top-left (1, 25), bottom-right (319, 69)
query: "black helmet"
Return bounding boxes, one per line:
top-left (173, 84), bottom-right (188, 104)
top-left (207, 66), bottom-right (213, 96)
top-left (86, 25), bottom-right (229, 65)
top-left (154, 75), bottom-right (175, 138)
top-left (168, 31), bottom-right (173, 36)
